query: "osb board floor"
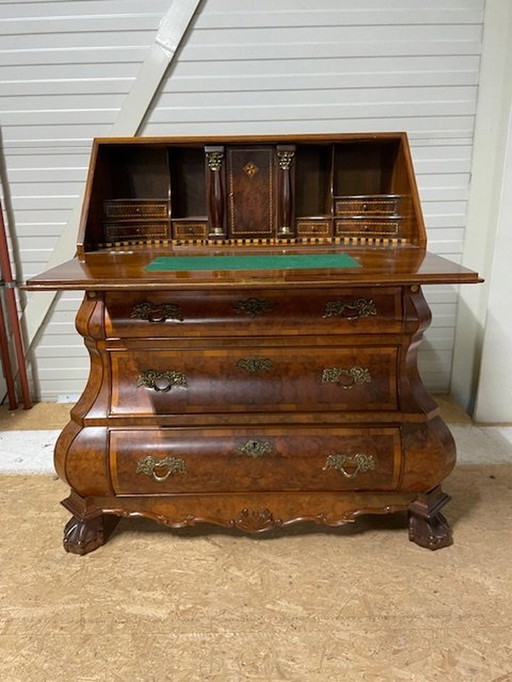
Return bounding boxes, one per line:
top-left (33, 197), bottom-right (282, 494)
top-left (0, 401), bottom-right (72, 431)
top-left (1, 466), bottom-right (512, 682)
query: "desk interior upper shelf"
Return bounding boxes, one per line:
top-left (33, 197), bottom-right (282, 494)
top-left (25, 132), bottom-right (482, 290)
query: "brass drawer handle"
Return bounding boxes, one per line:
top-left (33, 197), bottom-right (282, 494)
top-left (237, 439), bottom-right (274, 459)
top-left (321, 366), bottom-right (371, 389)
top-left (237, 357), bottom-right (273, 374)
top-left (131, 301), bottom-right (184, 323)
top-left (137, 455), bottom-right (186, 482)
top-left (323, 453), bottom-right (375, 478)
top-left (137, 369), bottom-right (188, 392)
top-left (322, 298), bottom-right (376, 320)
top-left (234, 297), bottom-right (272, 318)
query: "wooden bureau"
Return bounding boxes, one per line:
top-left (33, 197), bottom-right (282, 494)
top-left (26, 133), bottom-right (481, 554)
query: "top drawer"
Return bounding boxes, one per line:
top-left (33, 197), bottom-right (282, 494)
top-left (105, 287), bottom-right (403, 338)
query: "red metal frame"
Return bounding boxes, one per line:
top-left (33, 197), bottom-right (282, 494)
top-left (0, 199), bottom-right (32, 409)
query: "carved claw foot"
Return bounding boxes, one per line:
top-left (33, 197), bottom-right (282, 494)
top-left (408, 486), bottom-right (453, 550)
top-left (63, 514), bottom-right (119, 555)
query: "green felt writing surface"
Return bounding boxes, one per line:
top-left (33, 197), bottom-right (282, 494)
top-left (144, 253), bottom-right (360, 272)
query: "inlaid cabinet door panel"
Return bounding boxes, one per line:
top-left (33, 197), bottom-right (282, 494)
top-left (110, 427), bottom-right (402, 494)
top-left (227, 146), bottom-right (276, 237)
top-left (109, 346), bottom-right (398, 415)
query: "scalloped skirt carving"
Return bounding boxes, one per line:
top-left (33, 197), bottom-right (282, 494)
top-left (61, 489), bottom-right (419, 549)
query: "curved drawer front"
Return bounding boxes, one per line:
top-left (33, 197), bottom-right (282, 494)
top-left (110, 427), bottom-right (402, 494)
top-left (105, 287), bottom-right (402, 338)
top-left (110, 346), bottom-right (398, 415)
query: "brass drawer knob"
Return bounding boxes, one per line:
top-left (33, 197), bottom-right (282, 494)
top-left (131, 301), bottom-right (184, 323)
top-left (137, 369), bottom-right (188, 392)
top-left (323, 453), bottom-right (375, 478)
top-left (321, 366), bottom-right (371, 389)
top-left (137, 455), bottom-right (186, 482)
top-left (237, 439), bottom-right (274, 459)
top-left (237, 357), bottom-right (273, 374)
top-left (322, 298), bottom-right (376, 320)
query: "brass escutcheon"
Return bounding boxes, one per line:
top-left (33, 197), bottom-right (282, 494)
top-left (238, 439), bottom-right (274, 459)
top-left (237, 357), bottom-right (273, 374)
top-left (136, 455), bottom-right (186, 482)
top-left (233, 297), bottom-right (273, 318)
top-left (322, 453), bottom-right (375, 478)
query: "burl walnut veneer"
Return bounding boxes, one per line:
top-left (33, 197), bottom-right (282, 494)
top-left (26, 133), bottom-right (481, 554)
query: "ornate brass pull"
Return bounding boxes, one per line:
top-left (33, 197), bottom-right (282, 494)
top-left (237, 357), bottom-right (273, 374)
top-left (234, 297), bottom-right (272, 318)
top-left (322, 298), bottom-right (376, 320)
top-left (323, 453), bottom-right (375, 478)
top-left (137, 455), bottom-right (186, 482)
top-left (237, 439), bottom-right (274, 459)
top-left (131, 301), bottom-right (184, 323)
top-left (321, 366), bottom-right (371, 389)
top-left (137, 370), bottom-right (188, 392)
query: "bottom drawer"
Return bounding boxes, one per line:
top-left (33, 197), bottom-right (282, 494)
top-left (110, 427), bottom-right (402, 494)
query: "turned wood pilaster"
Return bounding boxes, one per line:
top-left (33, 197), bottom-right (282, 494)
top-left (277, 145), bottom-right (295, 236)
top-left (205, 146), bottom-right (225, 237)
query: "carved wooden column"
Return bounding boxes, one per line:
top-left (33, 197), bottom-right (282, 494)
top-left (205, 145), bottom-right (225, 237)
top-left (277, 145), bottom-right (295, 236)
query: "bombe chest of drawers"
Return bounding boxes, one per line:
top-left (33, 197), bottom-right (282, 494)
top-left (26, 133), bottom-right (481, 554)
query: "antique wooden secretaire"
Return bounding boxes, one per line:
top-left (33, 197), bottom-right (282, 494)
top-left (26, 133), bottom-right (481, 554)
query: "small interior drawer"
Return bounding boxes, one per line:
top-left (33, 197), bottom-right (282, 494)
top-left (172, 221), bottom-right (209, 239)
top-left (103, 200), bottom-right (169, 220)
top-left (334, 195), bottom-right (402, 216)
top-left (335, 218), bottom-right (401, 237)
top-left (104, 222), bottom-right (169, 242)
top-left (296, 220), bottom-right (332, 237)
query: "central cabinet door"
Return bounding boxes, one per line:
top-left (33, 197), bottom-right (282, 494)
top-left (227, 146), bottom-right (276, 236)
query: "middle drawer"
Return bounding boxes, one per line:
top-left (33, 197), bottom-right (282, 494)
top-left (110, 346), bottom-right (398, 415)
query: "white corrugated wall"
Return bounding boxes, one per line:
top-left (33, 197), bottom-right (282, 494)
top-left (0, 0), bottom-right (484, 400)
